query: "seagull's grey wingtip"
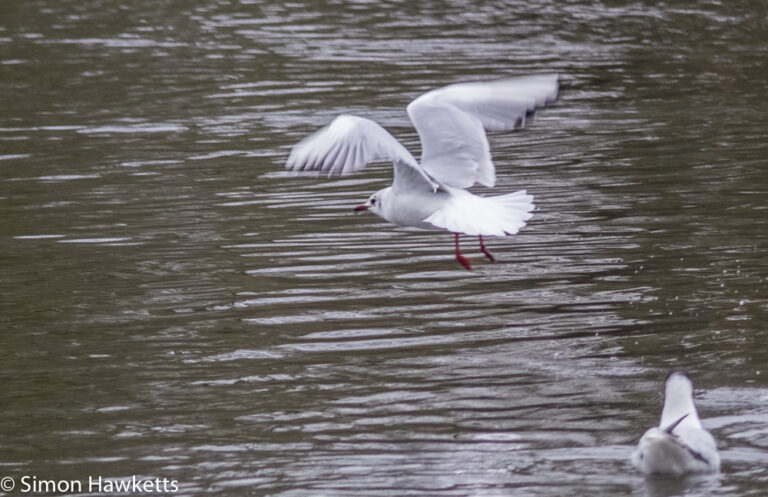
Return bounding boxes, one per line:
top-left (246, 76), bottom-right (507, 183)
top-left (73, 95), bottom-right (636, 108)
top-left (284, 152), bottom-right (303, 172)
top-left (284, 154), bottom-right (296, 172)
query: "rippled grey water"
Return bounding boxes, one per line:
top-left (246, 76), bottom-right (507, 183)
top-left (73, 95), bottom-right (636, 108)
top-left (2, 1), bottom-right (767, 496)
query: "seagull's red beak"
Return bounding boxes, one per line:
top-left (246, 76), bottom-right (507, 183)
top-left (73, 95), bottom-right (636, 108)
top-left (353, 202), bottom-right (370, 212)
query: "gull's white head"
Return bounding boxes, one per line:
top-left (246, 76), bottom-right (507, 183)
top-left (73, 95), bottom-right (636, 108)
top-left (353, 187), bottom-right (392, 219)
top-left (661, 370), bottom-right (702, 430)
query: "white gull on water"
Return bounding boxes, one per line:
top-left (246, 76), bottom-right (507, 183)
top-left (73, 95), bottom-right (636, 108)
top-left (285, 74), bottom-right (559, 270)
top-left (632, 370), bottom-right (721, 475)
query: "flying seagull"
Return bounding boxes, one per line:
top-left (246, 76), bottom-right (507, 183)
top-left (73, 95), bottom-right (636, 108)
top-left (285, 74), bottom-right (559, 270)
top-left (632, 370), bottom-right (721, 475)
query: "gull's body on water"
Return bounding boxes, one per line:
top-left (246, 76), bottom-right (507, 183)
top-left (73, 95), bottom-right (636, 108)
top-left (285, 74), bottom-right (559, 270)
top-left (632, 371), bottom-right (720, 475)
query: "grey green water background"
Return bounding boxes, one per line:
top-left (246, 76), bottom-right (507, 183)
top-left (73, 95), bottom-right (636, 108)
top-left (1, 1), bottom-right (767, 496)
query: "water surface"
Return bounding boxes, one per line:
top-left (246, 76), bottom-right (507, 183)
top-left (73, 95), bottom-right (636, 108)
top-left (2, 1), bottom-right (767, 496)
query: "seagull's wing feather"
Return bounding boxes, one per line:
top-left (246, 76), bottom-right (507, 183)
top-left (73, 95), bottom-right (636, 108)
top-left (285, 114), bottom-right (438, 191)
top-left (406, 74), bottom-right (559, 189)
top-left (406, 102), bottom-right (494, 189)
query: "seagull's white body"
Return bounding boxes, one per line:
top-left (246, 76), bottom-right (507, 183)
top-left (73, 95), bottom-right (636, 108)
top-left (285, 74), bottom-right (559, 270)
top-left (632, 371), bottom-right (720, 475)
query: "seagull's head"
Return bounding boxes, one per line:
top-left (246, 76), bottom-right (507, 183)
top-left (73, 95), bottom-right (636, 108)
top-left (353, 188), bottom-right (390, 217)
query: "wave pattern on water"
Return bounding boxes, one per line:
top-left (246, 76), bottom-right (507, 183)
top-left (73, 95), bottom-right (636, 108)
top-left (1, 0), bottom-right (767, 496)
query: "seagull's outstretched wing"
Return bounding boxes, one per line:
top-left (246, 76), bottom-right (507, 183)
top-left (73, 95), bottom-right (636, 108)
top-left (406, 74), bottom-right (559, 189)
top-left (285, 114), bottom-right (438, 192)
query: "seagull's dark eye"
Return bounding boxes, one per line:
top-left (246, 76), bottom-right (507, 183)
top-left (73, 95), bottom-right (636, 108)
top-left (371, 198), bottom-right (376, 205)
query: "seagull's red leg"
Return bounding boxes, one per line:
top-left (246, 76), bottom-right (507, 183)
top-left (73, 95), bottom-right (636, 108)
top-left (478, 235), bottom-right (497, 263)
top-left (454, 233), bottom-right (472, 271)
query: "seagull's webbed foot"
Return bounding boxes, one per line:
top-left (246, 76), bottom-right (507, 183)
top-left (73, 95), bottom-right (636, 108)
top-left (478, 235), bottom-right (497, 263)
top-left (456, 253), bottom-right (473, 271)
top-left (454, 233), bottom-right (473, 271)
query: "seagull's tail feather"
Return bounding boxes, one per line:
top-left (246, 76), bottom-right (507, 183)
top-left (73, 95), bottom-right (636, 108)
top-left (488, 190), bottom-right (536, 235)
top-left (425, 189), bottom-right (534, 236)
